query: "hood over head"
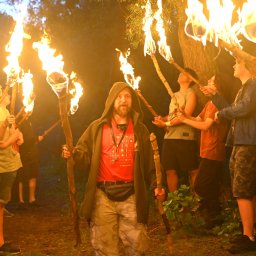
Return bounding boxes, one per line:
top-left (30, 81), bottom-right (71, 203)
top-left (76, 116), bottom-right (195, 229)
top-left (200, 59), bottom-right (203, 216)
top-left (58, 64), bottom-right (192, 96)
top-left (100, 81), bottom-right (143, 123)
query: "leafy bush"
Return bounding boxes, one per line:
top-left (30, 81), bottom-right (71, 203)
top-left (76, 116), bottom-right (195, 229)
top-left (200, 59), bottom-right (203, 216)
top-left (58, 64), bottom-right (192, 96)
top-left (212, 200), bottom-right (241, 237)
top-left (163, 185), bottom-right (204, 232)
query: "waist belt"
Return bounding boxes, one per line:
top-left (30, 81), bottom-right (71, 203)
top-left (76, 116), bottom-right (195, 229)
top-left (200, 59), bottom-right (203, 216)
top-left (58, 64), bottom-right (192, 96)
top-left (96, 181), bottom-right (134, 202)
top-left (97, 181), bottom-right (133, 187)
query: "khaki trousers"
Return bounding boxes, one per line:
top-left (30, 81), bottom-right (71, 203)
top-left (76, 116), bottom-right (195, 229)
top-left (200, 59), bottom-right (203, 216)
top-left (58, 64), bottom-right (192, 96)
top-left (90, 188), bottom-right (149, 256)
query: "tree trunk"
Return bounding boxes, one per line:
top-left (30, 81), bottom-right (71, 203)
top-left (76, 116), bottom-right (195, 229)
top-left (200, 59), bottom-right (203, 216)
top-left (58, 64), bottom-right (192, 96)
top-left (177, 20), bottom-right (217, 113)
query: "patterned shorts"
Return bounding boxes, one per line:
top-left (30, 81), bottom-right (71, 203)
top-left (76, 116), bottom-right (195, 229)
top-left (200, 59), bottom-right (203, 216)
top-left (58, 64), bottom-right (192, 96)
top-left (229, 145), bottom-right (256, 198)
top-left (90, 189), bottom-right (149, 256)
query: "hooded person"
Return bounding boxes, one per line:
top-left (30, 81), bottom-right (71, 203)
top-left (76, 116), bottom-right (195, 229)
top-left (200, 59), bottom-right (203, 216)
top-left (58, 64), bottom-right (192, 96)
top-left (62, 81), bottom-right (154, 256)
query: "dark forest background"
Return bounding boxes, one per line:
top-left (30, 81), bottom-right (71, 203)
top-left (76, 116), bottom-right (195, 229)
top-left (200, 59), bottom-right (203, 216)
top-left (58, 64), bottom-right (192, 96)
top-left (0, 1), bottom-right (181, 167)
top-left (0, 0), bottom-right (247, 167)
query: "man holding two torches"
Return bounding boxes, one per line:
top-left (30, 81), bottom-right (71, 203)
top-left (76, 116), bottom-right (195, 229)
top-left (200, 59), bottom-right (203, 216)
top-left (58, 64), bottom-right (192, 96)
top-left (62, 82), bottom-right (155, 256)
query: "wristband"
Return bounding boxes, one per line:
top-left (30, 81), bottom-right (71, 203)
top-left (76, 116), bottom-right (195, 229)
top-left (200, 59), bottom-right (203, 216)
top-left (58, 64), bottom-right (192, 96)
top-left (165, 121), bottom-right (171, 127)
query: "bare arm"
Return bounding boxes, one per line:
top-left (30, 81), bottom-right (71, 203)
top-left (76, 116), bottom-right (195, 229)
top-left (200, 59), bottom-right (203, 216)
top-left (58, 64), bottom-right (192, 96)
top-left (0, 120), bottom-right (8, 140)
top-left (182, 117), bottom-right (214, 131)
top-left (0, 115), bottom-right (16, 139)
top-left (153, 91), bottom-right (197, 128)
top-left (0, 129), bottom-right (23, 149)
top-left (152, 115), bottom-right (169, 128)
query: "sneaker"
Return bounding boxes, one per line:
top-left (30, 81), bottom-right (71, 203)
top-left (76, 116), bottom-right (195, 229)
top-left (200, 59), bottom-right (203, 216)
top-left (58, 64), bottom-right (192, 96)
top-left (3, 208), bottom-right (14, 218)
top-left (0, 242), bottom-right (21, 255)
top-left (227, 235), bottom-right (256, 254)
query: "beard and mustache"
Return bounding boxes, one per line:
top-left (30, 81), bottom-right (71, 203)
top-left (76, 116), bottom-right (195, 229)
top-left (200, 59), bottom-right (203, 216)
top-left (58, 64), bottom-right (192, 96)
top-left (113, 104), bottom-right (131, 118)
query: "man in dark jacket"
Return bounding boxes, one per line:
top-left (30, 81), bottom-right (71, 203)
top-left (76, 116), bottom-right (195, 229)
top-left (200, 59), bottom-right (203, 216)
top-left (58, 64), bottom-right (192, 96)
top-left (63, 82), bottom-right (154, 256)
top-left (214, 58), bottom-right (256, 254)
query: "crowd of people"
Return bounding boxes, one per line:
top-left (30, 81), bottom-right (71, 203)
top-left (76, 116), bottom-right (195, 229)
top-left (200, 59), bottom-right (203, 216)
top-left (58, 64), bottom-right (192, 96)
top-left (0, 54), bottom-right (256, 255)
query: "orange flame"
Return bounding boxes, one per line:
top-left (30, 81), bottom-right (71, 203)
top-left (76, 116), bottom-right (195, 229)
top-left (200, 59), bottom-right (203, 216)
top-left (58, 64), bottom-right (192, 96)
top-left (206, 0), bottom-right (241, 47)
top-left (185, 0), bottom-right (241, 48)
top-left (69, 72), bottom-right (83, 115)
top-left (185, 0), bottom-right (208, 45)
top-left (3, 5), bottom-right (29, 87)
top-left (33, 33), bottom-right (83, 113)
top-left (154, 0), bottom-right (173, 61)
top-left (33, 34), bottom-right (65, 75)
top-left (33, 33), bottom-right (69, 96)
top-left (116, 48), bottom-right (141, 90)
top-left (142, 0), bottom-right (156, 56)
top-left (240, 0), bottom-right (256, 43)
top-left (21, 71), bottom-right (35, 113)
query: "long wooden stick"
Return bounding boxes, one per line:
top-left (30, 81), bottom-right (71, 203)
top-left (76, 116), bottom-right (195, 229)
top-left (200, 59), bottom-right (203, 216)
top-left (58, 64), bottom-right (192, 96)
top-left (0, 85), bottom-right (10, 104)
top-left (15, 94), bottom-right (36, 122)
top-left (10, 83), bottom-right (18, 115)
top-left (168, 59), bottom-right (204, 87)
top-left (150, 133), bottom-right (173, 255)
top-left (135, 90), bottom-right (158, 117)
top-left (151, 54), bottom-right (175, 98)
top-left (58, 94), bottom-right (81, 246)
top-left (150, 54), bottom-right (179, 109)
top-left (16, 112), bottom-right (28, 126)
top-left (40, 120), bottom-right (61, 138)
top-left (15, 106), bottom-right (25, 121)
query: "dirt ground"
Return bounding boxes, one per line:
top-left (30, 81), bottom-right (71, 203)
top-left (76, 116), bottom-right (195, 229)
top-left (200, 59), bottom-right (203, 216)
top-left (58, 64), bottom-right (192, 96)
top-left (4, 165), bottom-right (255, 256)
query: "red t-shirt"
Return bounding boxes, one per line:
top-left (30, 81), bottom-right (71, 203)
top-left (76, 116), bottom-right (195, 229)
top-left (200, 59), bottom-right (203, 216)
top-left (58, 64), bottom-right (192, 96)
top-left (199, 101), bottom-right (229, 161)
top-left (97, 119), bottom-right (135, 181)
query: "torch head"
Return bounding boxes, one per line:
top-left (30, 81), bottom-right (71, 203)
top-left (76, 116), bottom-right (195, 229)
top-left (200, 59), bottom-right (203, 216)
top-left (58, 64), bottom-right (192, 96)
top-left (46, 71), bottom-right (69, 97)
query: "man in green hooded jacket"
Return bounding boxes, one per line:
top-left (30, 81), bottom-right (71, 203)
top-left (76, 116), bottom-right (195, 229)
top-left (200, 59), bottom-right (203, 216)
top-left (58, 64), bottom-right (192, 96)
top-left (63, 82), bottom-right (154, 256)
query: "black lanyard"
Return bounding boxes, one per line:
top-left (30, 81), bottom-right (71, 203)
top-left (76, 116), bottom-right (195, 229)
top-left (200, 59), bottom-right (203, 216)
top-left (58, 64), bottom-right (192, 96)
top-left (110, 123), bottom-right (127, 152)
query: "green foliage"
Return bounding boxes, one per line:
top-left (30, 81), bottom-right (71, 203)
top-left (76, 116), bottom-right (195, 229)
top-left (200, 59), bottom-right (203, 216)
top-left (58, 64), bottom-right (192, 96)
top-left (163, 185), bottom-right (204, 231)
top-left (212, 200), bottom-right (242, 238)
top-left (125, 0), bottom-right (178, 49)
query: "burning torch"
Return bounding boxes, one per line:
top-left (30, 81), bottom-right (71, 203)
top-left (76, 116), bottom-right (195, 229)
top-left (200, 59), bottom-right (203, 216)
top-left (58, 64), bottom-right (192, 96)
top-left (116, 48), bottom-right (158, 117)
top-left (33, 34), bottom-right (83, 246)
